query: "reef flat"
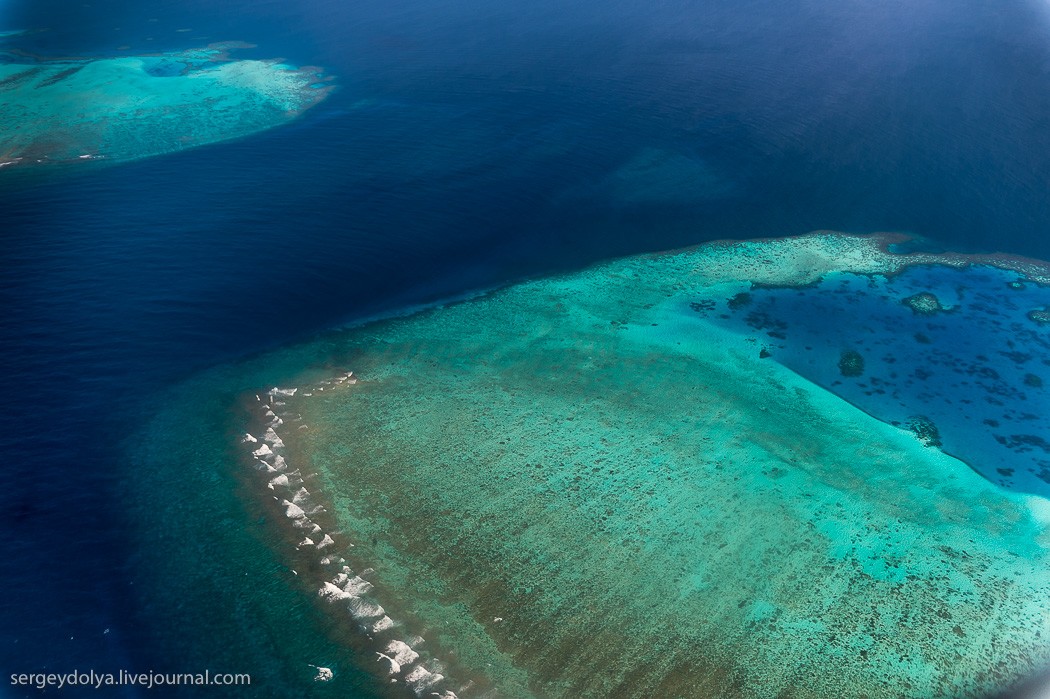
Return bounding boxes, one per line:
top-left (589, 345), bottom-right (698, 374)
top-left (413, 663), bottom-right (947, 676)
top-left (0, 42), bottom-right (332, 168)
top-left (214, 233), bottom-right (1050, 698)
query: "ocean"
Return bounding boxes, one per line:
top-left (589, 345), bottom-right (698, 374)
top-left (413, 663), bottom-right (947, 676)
top-left (4, 0), bottom-right (1050, 695)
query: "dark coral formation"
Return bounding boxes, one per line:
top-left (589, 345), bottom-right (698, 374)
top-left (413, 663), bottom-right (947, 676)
top-left (35, 65), bottom-right (84, 88)
top-left (994, 433), bottom-right (1050, 454)
top-left (0, 67), bottom-right (44, 87)
top-left (908, 415), bottom-right (943, 448)
top-left (727, 292), bottom-right (753, 310)
top-left (903, 292), bottom-right (946, 315)
top-left (838, 349), bottom-right (865, 377)
top-left (1027, 307), bottom-right (1050, 326)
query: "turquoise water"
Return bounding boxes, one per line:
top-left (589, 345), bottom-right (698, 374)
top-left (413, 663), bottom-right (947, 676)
top-left (0, 43), bottom-right (332, 167)
top-left (136, 233), bottom-right (1050, 697)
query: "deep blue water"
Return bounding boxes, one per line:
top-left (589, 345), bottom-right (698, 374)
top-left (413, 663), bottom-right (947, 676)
top-left (5, 0), bottom-right (1050, 695)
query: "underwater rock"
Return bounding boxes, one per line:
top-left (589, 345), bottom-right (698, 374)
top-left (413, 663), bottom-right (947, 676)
top-left (577, 147), bottom-right (734, 206)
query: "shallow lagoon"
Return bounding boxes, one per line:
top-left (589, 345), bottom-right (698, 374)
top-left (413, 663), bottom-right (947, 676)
top-left (705, 263), bottom-right (1050, 495)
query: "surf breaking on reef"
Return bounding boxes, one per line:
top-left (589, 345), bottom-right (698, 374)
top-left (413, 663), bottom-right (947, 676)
top-left (240, 380), bottom-right (463, 698)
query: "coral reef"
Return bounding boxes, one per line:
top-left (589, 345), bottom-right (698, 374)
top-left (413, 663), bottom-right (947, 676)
top-left (0, 43), bottom-right (333, 168)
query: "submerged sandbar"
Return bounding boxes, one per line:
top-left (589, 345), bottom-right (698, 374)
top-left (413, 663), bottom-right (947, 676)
top-left (229, 232), bottom-right (1050, 697)
top-left (0, 42), bottom-right (332, 168)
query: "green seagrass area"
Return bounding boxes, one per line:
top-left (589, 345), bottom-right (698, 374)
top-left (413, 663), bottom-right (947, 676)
top-left (0, 44), bottom-right (331, 167)
top-left (278, 235), bottom-right (1050, 698)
